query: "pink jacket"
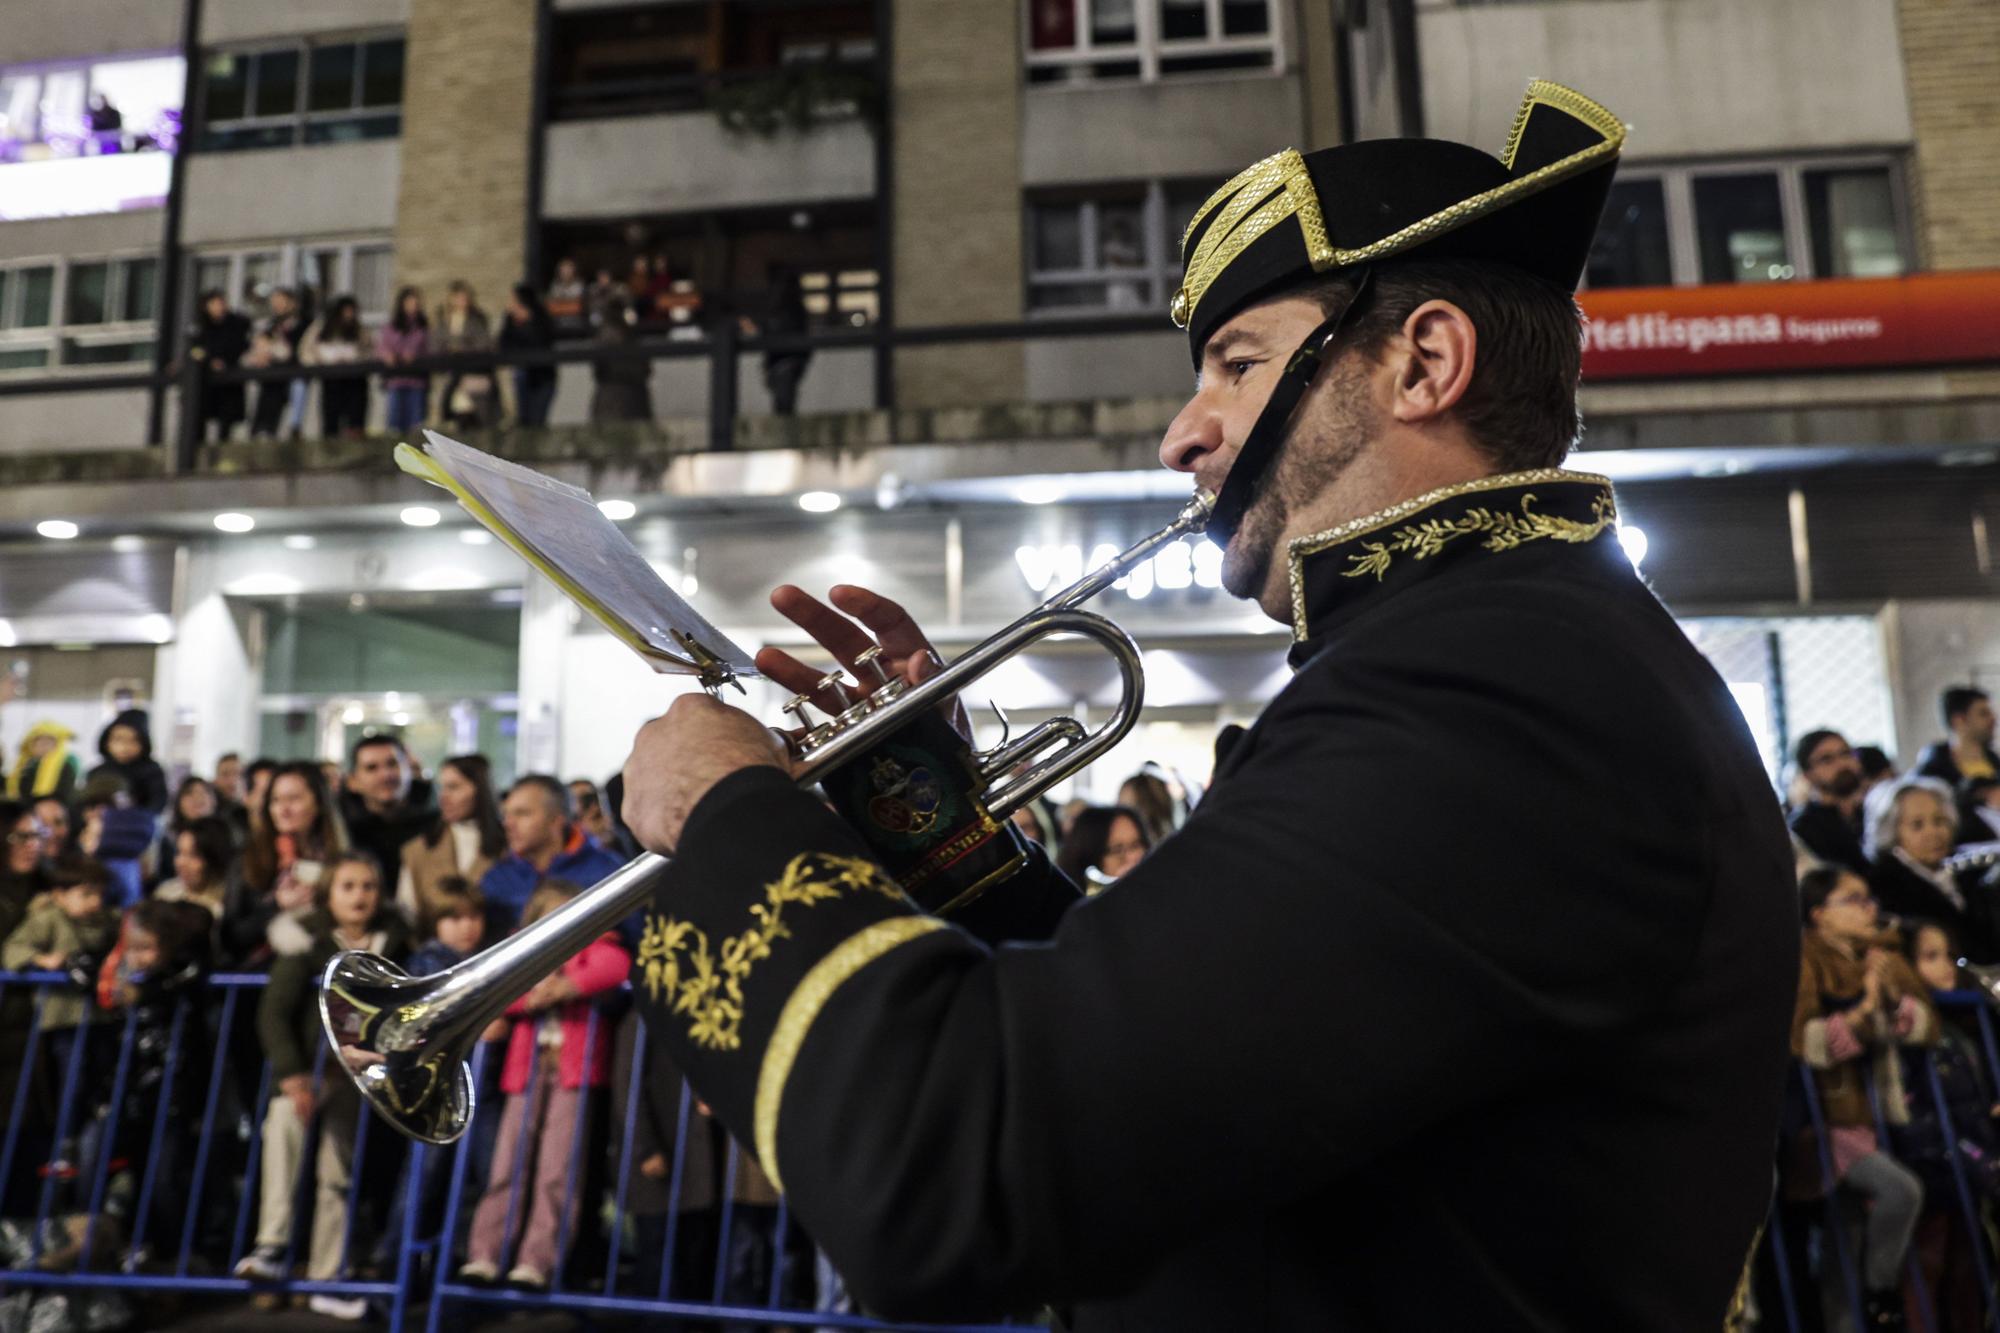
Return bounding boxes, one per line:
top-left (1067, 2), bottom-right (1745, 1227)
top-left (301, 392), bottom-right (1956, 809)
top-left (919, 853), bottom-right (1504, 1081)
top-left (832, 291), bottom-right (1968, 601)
top-left (499, 933), bottom-right (630, 1094)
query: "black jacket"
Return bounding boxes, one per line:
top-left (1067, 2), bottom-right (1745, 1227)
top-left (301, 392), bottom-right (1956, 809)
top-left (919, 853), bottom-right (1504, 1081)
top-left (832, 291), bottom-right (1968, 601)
top-left (631, 471), bottom-right (1800, 1331)
top-left (87, 707), bottom-right (168, 814)
top-left (1790, 799), bottom-right (1868, 874)
top-left (1869, 851), bottom-right (2000, 963)
top-left (1914, 739), bottom-right (2000, 790)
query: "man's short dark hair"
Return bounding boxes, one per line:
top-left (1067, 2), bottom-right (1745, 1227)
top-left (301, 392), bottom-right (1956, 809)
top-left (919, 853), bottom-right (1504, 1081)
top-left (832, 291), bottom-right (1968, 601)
top-left (1296, 258), bottom-right (1583, 473)
top-left (49, 859), bottom-right (112, 895)
top-left (350, 733), bottom-right (408, 768)
top-left (1855, 745), bottom-right (1895, 781)
top-left (509, 773), bottom-right (571, 819)
top-left (1793, 728), bottom-right (1846, 773)
top-left (1942, 686), bottom-right (1990, 728)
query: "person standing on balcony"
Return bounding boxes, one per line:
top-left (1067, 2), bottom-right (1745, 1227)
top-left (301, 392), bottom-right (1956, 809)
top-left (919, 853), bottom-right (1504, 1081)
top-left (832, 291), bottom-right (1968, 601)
top-left (301, 296), bottom-right (373, 440)
top-left (247, 287), bottom-right (308, 441)
top-left (189, 289), bottom-right (251, 442)
top-left (759, 265), bottom-right (812, 416)
top-left (438, 280), bottom-right (497, 431)
top-left (545, 257), bottom-right (587, 338)
top-left (615, 81), bottom-right (1800, 1330)
top-left (588, 299), bottom-right (651, 426)
top-left (500, 284), bottom-right (559, 429)
top-left (377, 286), bottom-right (431, 436)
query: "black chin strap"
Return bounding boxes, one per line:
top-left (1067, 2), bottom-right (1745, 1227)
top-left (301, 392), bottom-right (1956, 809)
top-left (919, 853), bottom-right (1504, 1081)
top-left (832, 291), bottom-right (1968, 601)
top-left (1205, 266), bottom-right (1374, 545)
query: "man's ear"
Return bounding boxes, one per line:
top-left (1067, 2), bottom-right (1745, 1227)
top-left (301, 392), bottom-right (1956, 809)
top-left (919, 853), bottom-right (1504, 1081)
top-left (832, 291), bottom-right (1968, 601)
top-left (1387, 299), bottom-right (1477, 425)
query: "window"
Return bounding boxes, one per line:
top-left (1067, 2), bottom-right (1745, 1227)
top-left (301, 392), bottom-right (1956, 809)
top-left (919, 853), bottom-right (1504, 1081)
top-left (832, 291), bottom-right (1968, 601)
top-left (1026, 0), bottom-right (1279, 84)
top-left (185, 240), bottom-right (396, 330)
top-left (1586, 157), bottom-right (1908, 290)
top-left (799, 269), bottom-right (879, 327)
top-left (198, 35), bottom-right (405, 151)
top-left (0, 256), bottom-right (158, 374)
top-left (1026, 180), bottom-right (1207, 312)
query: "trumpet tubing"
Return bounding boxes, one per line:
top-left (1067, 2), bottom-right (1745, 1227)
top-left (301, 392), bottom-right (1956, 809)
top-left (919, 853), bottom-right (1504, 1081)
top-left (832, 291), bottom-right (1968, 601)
top-left (320, 492), bottom-right (1215, 1144)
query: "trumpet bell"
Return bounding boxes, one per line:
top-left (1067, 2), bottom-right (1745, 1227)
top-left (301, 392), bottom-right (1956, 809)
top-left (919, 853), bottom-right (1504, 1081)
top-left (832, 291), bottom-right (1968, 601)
top-left (320, 952), bottom-right (475, 1144)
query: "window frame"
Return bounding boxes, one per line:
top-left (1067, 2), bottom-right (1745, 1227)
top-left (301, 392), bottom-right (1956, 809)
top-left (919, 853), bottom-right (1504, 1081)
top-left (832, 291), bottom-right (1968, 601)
top-left (197, 31), bottom-right (406, 150)
top-left (1023, 0), bottom-right (1285, 85)
top-left (0, 251), bottom-right (160, 378)
top-left (182, 237), bottom-right (396, 335)
top-left (1590, 153), bottom-right (1914, 290)
top-left (1026, 180), bottom-right (1191, 315)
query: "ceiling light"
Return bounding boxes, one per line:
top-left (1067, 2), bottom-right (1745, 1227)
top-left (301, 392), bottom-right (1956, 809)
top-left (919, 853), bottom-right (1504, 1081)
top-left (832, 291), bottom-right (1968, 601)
top-left (36, 520), bottom-right (79, 540)
top-left (111, 535), bottom-right (145, 553)
top-left (282, 534), bottom-right (317, 551)
top-left (1015, 481), bottom-right (1065, 506)
top-left (798, 491), bottom-right (841, 514)
top-left (341, 703), bottom-right (364, 725)
top-left (597, 498), bottom-right (637, 521)
top-left (400, 505), bottom-right (441, 528)
top-left (390, 711), bottom-right (411, 726)
top-left (459, 528), bottom-right (493, 545)
top-left (213, 512), bottom-right (255, 534)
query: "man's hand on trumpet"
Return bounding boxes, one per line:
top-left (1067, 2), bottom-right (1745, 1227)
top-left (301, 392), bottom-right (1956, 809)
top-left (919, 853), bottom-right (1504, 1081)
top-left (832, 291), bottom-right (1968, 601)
top-left (623, 584), bottom-right (951, 855)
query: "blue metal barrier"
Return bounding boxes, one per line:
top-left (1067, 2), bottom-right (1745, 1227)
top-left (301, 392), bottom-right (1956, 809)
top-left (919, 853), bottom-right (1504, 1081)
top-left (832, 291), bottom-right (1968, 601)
top-left (1, 968), bottom-right (1016, 1331)
top-left (1771, 990), bottom-right (2000, 1333)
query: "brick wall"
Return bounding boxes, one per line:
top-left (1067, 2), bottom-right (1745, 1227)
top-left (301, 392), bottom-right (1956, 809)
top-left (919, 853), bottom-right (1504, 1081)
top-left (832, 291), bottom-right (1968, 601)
top-left (891, 0), bottom-right (1025, 408)
top-left (391, 0), bottom-right (537, 315)
top-left (1896, 0), bottom-right (2000, 269)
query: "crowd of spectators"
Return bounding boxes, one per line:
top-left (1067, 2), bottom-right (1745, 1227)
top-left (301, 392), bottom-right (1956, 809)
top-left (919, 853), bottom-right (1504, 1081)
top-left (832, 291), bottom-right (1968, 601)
top-left (0, 701), bottom-right (1193, 1326)
top-left (1783, 685), bottom-right (2000, 1330)
top-left (184, 254), bottom-right (818, 446)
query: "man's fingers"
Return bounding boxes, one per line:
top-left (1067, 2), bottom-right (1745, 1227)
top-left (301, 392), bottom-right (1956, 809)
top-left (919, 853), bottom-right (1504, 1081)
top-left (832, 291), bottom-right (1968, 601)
top-left (770, 585), bottom-right (880, 672)
top-left (826, 585), bottom-right (937, 663)
top-left (754, 646), bottom-right (849, 712)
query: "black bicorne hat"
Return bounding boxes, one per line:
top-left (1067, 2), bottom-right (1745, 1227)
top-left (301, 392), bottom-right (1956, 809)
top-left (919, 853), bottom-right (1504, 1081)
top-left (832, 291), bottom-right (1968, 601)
top-left (1171, 79), bottom-right (1626, 364)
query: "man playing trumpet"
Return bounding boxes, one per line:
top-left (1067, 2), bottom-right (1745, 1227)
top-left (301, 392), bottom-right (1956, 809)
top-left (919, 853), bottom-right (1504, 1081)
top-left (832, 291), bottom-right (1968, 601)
top-left (620, 80), bottom-right (1798, 1330)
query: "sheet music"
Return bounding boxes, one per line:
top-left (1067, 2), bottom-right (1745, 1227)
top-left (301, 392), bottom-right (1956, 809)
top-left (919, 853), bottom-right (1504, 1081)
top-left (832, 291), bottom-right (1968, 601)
top-left (405, 430), bottom-right (759, 682)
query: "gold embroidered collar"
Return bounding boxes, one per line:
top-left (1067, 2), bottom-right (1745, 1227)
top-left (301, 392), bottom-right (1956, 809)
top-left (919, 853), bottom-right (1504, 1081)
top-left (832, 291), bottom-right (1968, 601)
top-left (1286, 469), bottom-right (1617, 643)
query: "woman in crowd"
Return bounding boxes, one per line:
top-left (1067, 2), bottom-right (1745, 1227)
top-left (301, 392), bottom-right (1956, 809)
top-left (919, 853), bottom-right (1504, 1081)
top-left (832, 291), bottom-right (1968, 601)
top-left (1896, 919), bottom-right (2000, 1328)
top-left (1793, 865), bottom-right (1938, 1328)
top-left (149, 775), bottom-right (221, 882)
top-left (397, 753), bottom-right (504, 933)
top-left (1117, 771), bottom-right (1179, 845)
top-left (589, 298), bottom-right (651, 424)
top-left (7, 720), bottom-right (80, 803)
top-left (460, 879), bottom-right (629, 1291)
top-left (1867, 775), bottom-right (1998, 961)
top-left (377, 286), bottom-right (431, 434)
top-left (87, 709), bottom-right (167, 815)
top-left (499, 283), bottom-right (558, 429)
top-left (1054, 804), bottom-right (1151, 893)
top-left (224, 762), bottom-right (348, 970)
top-left (298, 294), bottom-right (374, 438)
top-left (301, 295), bottom-right (373, 440)
top-left (238, 853), bottom-right (409, 1320)
top-left (437, 280), bottom-right (497, 431)
top-left (155, 814), bottom-right (238, 952)
top-left (190, 289), bottom-right (252, 441)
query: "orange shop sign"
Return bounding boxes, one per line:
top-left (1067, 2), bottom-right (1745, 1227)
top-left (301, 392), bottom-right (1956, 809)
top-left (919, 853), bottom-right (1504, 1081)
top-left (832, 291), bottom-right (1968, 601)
top-left (1576, 271), bottom-right (2000, 379)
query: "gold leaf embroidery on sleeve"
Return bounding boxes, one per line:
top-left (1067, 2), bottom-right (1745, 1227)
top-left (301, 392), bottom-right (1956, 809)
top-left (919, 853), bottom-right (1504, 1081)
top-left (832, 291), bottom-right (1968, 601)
top-left (1342, 492), bottom-right (1614, 583)
top-left (636, 852), bottom-right (903, 1052)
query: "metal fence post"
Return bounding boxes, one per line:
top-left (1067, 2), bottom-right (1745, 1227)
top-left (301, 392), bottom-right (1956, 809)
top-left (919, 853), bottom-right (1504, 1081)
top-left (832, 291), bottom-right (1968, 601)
top-left (708, 320), bottom-right (738, 453)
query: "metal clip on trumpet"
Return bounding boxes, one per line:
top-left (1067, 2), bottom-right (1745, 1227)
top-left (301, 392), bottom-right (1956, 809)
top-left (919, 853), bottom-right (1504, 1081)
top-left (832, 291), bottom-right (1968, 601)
top-left (321, 490), bottom-right (1216, 1143)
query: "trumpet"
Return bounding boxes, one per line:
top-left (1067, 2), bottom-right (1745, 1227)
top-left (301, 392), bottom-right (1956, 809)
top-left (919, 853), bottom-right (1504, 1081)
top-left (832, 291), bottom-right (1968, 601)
top-left (321, 491), bottom-right (1215, 1144)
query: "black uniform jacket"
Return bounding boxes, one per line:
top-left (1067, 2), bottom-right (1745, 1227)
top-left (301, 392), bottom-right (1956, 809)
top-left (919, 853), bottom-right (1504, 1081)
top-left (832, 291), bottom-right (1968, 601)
top-left (631, 470), bottom-right (1800, 1331)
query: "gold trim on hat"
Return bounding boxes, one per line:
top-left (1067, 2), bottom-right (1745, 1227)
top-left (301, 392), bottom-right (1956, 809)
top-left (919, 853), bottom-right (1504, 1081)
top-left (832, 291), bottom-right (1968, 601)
top-left (1171, 78), bottom-right (1627, 335)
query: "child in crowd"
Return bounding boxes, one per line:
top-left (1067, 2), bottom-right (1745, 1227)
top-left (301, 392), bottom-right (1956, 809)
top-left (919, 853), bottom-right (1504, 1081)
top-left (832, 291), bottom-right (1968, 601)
top-left (461, 879), bottom-right (628, 1291)
top-left (2, 859), bottom-right (118, 1070)
top-left (38, 898), bottom-right (211, 1272)
top-left (1794, 866), bottom-right (1940, 1327)
top-left (85, 709), bottom-right (167, 816)
top-left (238, 852), bottom-right (410, 1322)
top-left (6, 720), bottom-right (80, 803)
top-left (371, 879), bottom-right (496, 1277)
top-left (154, 814), bottom-right (237, 961)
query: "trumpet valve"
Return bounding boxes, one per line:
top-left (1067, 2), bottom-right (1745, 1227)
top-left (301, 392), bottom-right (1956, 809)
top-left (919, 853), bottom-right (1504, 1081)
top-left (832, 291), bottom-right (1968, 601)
top-left (856, 645), bottom-right (894, 689)
top-left (782, 693), bottom-right (817, 730)
top-left (816, 671), bottom-right (855, 712)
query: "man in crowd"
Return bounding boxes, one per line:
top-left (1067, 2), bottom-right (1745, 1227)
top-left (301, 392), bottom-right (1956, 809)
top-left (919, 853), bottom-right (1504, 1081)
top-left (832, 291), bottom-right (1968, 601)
top-left (1789, 728), bottom-right (1870, 874)
top-left (1915, 686), bottom-right (2000, 788)
top-left (613, 80), bottom-right (1798, 1331)
top-left (339, 736), bottom-right (435, 888)
top-left (479, 774), bottom-right (622, 933)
